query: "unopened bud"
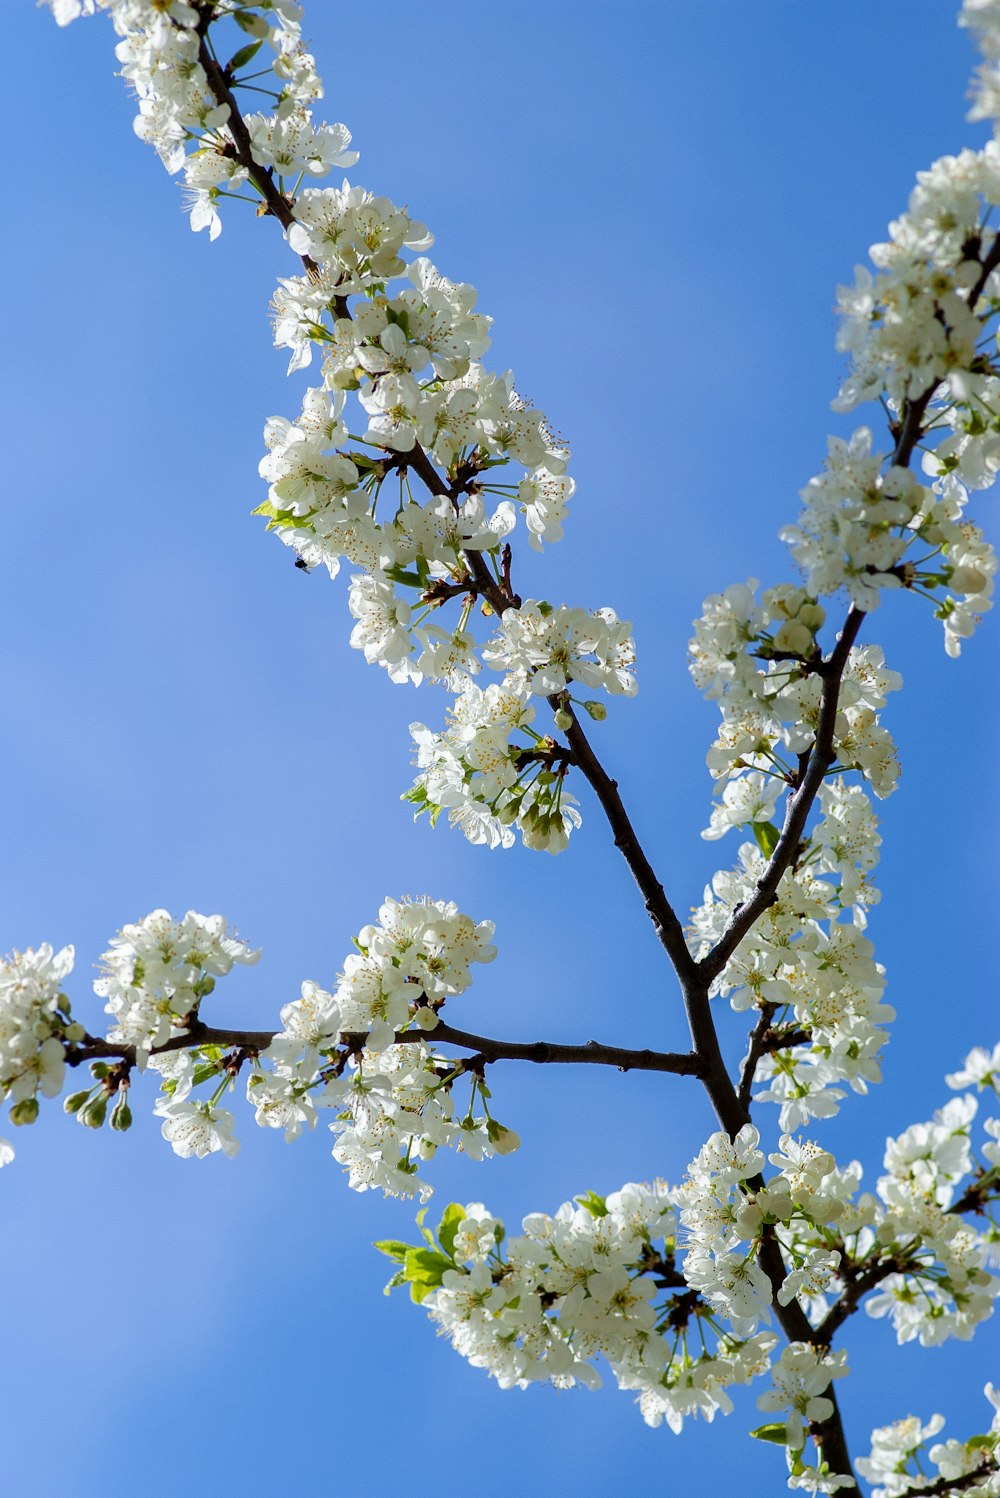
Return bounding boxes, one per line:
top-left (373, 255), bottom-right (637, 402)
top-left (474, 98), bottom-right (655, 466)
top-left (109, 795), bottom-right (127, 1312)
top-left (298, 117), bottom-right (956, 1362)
top-left (487, 1120), bottom-right (521, 1155)
top-left (583, 700), bottom-right (607, 722)
top-left (80, 1095), bottom-right (107, 1130)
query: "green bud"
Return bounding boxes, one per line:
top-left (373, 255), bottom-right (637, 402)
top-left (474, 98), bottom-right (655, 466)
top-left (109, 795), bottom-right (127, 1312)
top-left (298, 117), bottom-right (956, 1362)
top-left (80, 1095), bottom-right (108, 1130)
top-left (552, 708), bottom-right (573, 731)
top-left (64, 1022), bottom-right (86, 1044)
top-left (10, 1097), bottom-right (39, 1127)
top-left (63, 1089), bottom-right (92, 1115)
top-left (110, 1096), bottom-right (133, 1132)
top-left (486, 1120), bottom-right (521, 1155)
top-left (798, 602), bottom-right (826, 632)
top-left (583, 700), bottom-right (607, 722)
top-left (234, 11), bottom-right (270, 38)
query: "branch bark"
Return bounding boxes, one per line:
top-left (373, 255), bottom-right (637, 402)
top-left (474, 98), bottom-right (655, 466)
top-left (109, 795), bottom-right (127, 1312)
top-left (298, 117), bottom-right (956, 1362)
top-left (67, 1020), bottom-right (702, 1080)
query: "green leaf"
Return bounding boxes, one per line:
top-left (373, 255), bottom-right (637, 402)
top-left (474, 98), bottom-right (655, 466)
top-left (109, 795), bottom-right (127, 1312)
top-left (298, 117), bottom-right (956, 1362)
top-left (574, 1190), bottom-right (608, 1219)
top-left (749, 1423), bottom-right (791, 1445)
top-left (250, 499), bottom-right (315, 533)
top-left (227, 38), bottom-right (263, 73)
top-left (384, 565), bottom-right (424, 589)
top-left (373, 1239), bottom-right (412, 1264)
top-left (403, 1247), bottom-right (453, 1303)
top-left (436, 1203), bottom-right (466, 1259)
top-left (416, 1206), bottom-right (435, 1248)
top-left (752, 820), bottom-right (781, 858)
top-left (234, 11), bottom-right (269, 38)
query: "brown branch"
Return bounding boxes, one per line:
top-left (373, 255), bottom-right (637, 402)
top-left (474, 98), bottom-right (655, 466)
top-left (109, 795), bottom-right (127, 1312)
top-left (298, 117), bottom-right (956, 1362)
top-left (753, 1229), bottom-right (856, 1481)
top-left (698, 606), bottom-right (865, 985)
top-left (195, 21), bottom-right (700, 1013)
top-left (197, 37), bottom-right (302, 241)
top-left (430, 1019), bottom-right (702, 1077)
top-left (895, 1460), bottom-right (999, 1498)
top-left (814, 1252), bottom-right (909, 1343)
top-left (67, 1019), bottom-right (701, 1080)
top-left (737, 1003), bottom-right (777, 1111)
top-left (559, 704), bottom-right (702, 989)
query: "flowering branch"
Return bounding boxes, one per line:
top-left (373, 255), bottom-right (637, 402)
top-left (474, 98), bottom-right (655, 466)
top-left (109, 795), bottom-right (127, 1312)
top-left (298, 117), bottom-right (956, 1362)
top-left (66, 1017), bottom-right (701, 1080)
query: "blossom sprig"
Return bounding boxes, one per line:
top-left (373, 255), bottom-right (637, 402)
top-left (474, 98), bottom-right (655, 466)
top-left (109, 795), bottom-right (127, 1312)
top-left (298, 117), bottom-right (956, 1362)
top-left (95, 908), bottom-right (261, 1064)
top-left (407, 681), bottom-right (584, 853)
top-left (382, 1185), bottom-right (779, 1432)
top-left (857, 1385), bottom-right (1000, 1498)
top-left (0, 943), bottom-right (80, 1164)
top-left (753, 1342), bottom-right (853, 1495)
top-left (689, 808), bottom-right (893, 1131)
top-left (30, 898), bottom-right (513, 1196)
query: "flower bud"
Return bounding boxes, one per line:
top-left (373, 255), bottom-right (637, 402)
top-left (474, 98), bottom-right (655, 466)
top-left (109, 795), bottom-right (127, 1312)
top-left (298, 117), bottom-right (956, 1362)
top-left (10, 1097), bottom-right (39, 1127)
top-left (583, 700), bottom-right (607, 721)
top-left (80, 1095), bottom-right (108, 1130)
top-left (487, 1120), bottom-right (521, 1155)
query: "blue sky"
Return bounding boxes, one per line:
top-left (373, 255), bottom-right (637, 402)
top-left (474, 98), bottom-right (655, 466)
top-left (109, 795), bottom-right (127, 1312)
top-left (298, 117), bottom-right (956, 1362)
top-left (1, 3), bottom-right (997, 1494)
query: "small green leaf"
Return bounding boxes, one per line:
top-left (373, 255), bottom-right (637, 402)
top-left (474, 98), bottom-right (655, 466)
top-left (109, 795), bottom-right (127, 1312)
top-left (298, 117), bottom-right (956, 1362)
top-left (963, 1434), bottom-right (996, 1453)
top-left (752, 820), bottom-right (781, 858)
top-left (574, 1190), bottom-right (608, 1219)
top-left (749, 1423), bottom-right (791, 1445)
top-left (227, 38), bottom-right (263, 72)
top-left (416, 1205), bottom-right (434, 1248)
top-left (403, 1247), bottom-right (453, 1303)
top-left (373, 1239), bottom-right (412, 1264)
top-left (436, 1203), bottom-right (466, 1259)
top-left (384, 565), bottom-right (424, 589)
top-left (234, 11), bottom-right (269, 38)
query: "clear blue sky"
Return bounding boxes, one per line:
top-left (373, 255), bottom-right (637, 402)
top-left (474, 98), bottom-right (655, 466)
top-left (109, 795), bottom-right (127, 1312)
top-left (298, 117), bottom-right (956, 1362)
top-left (1, 4), bottom-right (997, 1495)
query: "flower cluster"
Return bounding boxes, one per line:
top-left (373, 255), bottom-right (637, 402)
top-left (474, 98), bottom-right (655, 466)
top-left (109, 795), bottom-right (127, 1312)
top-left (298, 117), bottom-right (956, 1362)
top-left (783, 427), bottom-right (995, 654)
top-left (407, 682), bottom-right (582, 853)
top-left (0, 944), bottom-right (78, 1160)
top-left (863, 1087), bottom-right (1000, 1347)
top-left (756, 1343), bottom-right (853, 1494)
top-left (691, 582), bottom-right (902, 811)
top-left (44, 2), bottom-right (347, 240)
top-left (857, 1384), bottom-right (1000, 1498)
top-left (689, 793), bottom-right (893, 1131)
top-left (95, 909), bottom-right (260, 1062)
top-left (44, 0), bottom-right (637, 863)
top-left (241, 897), bottom-right (507, 1196)
top-left (483, 602), bottom-right (637, 700)
top-left (384, 1184), bottom-right (778, 1432)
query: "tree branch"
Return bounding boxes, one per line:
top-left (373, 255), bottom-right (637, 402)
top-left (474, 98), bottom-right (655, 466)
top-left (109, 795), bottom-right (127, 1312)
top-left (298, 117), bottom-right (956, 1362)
top-left (892, 1461), bottom-right (999, 1498)
top-left (737, 1003), bottom-right (778, 1112)
top-left (431, 1020), bottom-right (701, 1076)
top-left (698, 606), bottom-right (865, 985)
top-left (814, 1252), bottom-right (908, 1343)
top-left (67, 1020), bottom-right (702, 1080)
